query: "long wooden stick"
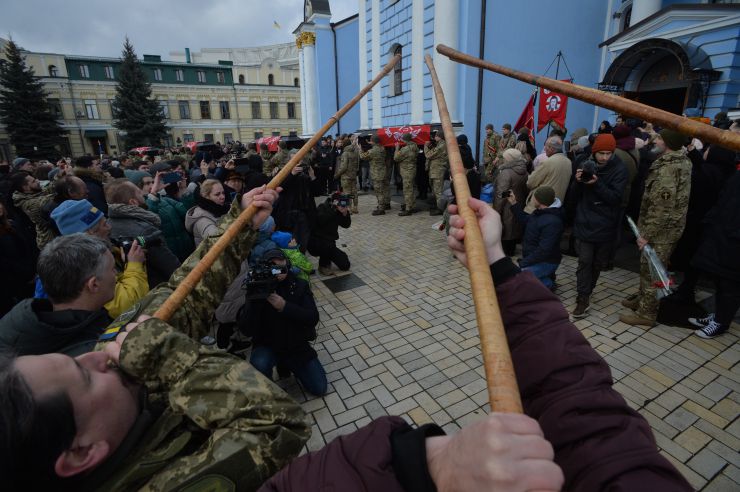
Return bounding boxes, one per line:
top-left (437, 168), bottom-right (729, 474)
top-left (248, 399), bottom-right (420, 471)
top-left (153, 54), bottom-right (401, 321)
top-left (425, 54), bottom-right (523, 413)
top-left (436, 44), bottom-right (740, 152)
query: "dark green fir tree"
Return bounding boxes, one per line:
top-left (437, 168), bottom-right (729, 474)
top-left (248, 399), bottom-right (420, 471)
top-left (0, 39), bottom-right (67, 158)
top-left (112, 38), bottom-right (167, 148)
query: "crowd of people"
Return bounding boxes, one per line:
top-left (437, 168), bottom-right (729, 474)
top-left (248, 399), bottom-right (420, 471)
top-left (0, 109), bottom-right (735, 490)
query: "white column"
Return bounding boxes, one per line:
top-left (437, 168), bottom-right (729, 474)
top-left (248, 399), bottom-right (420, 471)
top-left (298, 48), bottom-right (308, 134)
top-left (631, 0), bottom-right (662, 25)
top-left (432, 0), bottom-right (459, 123)
top-left (410, 0), bottom-right (424, 124)
top-left (358, 0), bottom-right (369, 129)
top-left (371, 0), bottom-right (382, 129)
top-left (303, 35), bottom-right (319, 134)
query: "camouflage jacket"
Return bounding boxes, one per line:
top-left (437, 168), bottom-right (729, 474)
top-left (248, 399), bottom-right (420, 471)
top-left (80, 320), bottom-right (309, 492)
top-left (12, 189), bottom-right (55, 249)
top-left (483, 132), bottom-right (501, 165)
top-left (360, 144), bottom-right (386, 176)
top-left (335, 146), bottom-right (359, 179)
top-left (101, 200), bottom-right (259, 342)
top-left (500, 132), bottom-right (517, 152)
top-left (269, 149), bottom-right (290, 174)
top-left (393, 142), bottom-right (418, 171)
top-left (424, 142), bottom-right (449, 178)
top-left (637, 150), bottom-right (692, 245)
top-left (261, 151), bottom-right (274, 175)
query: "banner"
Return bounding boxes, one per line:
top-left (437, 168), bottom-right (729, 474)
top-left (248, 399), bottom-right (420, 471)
top-left (514, 92), bottom-right (536, 143)
top-left (537, 80), bottom-right (571, 131)
top-left (255, 136), bottom-right (282, 152)
top-left (376, 125), bottom-right (431, 147)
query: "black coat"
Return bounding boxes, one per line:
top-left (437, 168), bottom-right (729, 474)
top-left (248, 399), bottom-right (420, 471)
top-left (572, 155), bottom-right (628, 243)
top-left (512, 202), bottom-right (564, 267)
top-left (692, 171), bottom-right (740, 280)
top-left (0, 225), bottom-right (36, 316)
top-left (239, 272), bottom-right (319, 365)
top-left (312, 200), bottom-right (351, 242)
top-left (74, 167), bottom-right (108, 215)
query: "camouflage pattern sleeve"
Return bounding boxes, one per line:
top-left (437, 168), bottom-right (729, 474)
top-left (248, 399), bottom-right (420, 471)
top-left (120, 319), bottom-right (311, 491)
top-left (334, 152), bottom-right (348, 179)
top-left (102, 200), bottom-right (258, 342)
top-left (638, 152), bottom-right (692, 245)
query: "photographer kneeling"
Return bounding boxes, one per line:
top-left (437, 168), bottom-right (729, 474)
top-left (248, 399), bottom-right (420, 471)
top-left (307, 190), bottom-right (351, 276)
top-left (238, 248), bottom-right (326, 396)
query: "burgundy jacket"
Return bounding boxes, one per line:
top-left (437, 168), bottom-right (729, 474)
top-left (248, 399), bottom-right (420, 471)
top-left (260, 259), bottom-right (692, 492)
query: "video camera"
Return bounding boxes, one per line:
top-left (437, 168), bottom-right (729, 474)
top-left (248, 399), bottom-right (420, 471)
top-left (111, 231), bottom-right (163, 256)
top-left (243, 259), bottom-right (289, 300)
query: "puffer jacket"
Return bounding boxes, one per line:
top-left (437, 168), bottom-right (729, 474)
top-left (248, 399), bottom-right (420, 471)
top-left (185, 206), bottom-right (219, 246)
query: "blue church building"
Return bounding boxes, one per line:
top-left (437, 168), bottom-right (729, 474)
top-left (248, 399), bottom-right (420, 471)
top-left (294, 0), bottom-right (740, 157)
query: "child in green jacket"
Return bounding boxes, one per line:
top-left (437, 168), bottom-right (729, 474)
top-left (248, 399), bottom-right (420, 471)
top-left (271, 231), bottom-right (313, 284)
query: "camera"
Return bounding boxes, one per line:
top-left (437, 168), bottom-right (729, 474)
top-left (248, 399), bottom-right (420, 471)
top-left (111, 231), bottom-right (163, 256)
top-left (500, 190), bottom-right (513, 198)
top-left (581, 161), bottom-right (596, 182)
top-left (332, 193), bottom-right (351, 208)
top-left (243, 259), bottom-right (288, 300)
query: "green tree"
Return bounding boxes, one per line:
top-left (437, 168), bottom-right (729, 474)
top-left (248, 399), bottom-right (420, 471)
top-left (112, 38), bottom-right (167, 149)
top-left (0, 39), bottom-right (67, 158)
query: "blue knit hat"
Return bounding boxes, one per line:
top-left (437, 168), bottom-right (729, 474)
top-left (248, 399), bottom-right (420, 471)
top-left (51, 199), bottom-right (104, 235)
top-left (271, 231), bottom-right (293, 248)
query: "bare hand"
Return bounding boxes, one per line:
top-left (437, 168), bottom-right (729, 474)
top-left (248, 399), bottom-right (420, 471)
top-left (241, 185), bottom-right (281, 230)
top-left (126, 240), bottom-right (146, 264)
top-left (266, 293), bottom-right (286, 312)
top-left (637, 236), bottom-right (648, 250)
top-left (292, 166), bottom-right (303, 176)
top-left (103, 315), bottom-right (152, 366)
top-left (426, 413), bottom-right (563, 492)
top-left (153, 172), bottom-right (166, 193)
top-left (506, 193), bottom-right (517, 206)
top-left (200, 159), bottom-right (209, 176)
top-left (447, 197), bottom-right (505, 267)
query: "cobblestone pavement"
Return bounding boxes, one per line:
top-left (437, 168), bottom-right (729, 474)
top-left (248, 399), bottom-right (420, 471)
top-left (273, 193), bottom-right (739, 491)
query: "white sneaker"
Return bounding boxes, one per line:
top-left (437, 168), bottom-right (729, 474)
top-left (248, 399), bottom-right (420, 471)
top-left (688, 313), bottom-right (715, 328)
top-left (694, 320), bottom-right (727, 339)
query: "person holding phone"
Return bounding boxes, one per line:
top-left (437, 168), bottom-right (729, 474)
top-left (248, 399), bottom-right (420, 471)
top-left (143, 171), bottom-right (195, 262)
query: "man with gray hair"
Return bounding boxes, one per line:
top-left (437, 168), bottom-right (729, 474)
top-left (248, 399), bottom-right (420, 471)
top-left (0, 234), bottom-right (115, 356)
top-left (524, 136), bottom-right (572, 213)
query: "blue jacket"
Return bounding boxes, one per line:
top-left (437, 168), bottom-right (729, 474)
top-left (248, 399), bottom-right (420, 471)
top-left (512, 200), bottom-right (564, 267)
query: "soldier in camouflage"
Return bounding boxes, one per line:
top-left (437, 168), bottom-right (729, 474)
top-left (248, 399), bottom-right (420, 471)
top-left (619, 129), bottom-right (692, 327)
top-left (394, 133), bottom-right (419, 216)
top-left (0, 186), bottom-right (312, 491)
top-left (359, 135), bottom-right (388, 215)
top-left (499, 124), bottom-right (517, 153)
top-left (424, 131), bottom-right (449, 216)
top-left (483, 123), bottom-right (501, 182)
top-left (267, 140), bottom-right (290, 177)
top-left (335, 136), bottom-right (360, 214)
top-left (260, 143), bottom-right (273, 176)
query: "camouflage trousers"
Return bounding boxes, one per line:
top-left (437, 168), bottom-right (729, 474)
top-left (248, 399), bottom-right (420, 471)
top-left (429, 173), bottom-right (445, 210)
top-left (637, 242), bottom-right (676, 321)
top-left (340, 176), bottom-right (358, 209)
top-left (383, 164), bottom-right (392, 206)
top-left (400, 166), bottom-right (416, 210)
top-left (371, 169), bottom-right (387, 209)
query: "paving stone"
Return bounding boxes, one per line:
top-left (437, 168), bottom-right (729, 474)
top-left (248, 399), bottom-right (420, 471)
top-left (675, 426), bottom-right (712, 454)
top-left (687, 447), bottom-right (726, 480)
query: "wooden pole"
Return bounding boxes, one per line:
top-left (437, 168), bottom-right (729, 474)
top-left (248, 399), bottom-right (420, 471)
top-left (153, 54), bottom-right (401, 321)
top-left (436, 44), bottom-right (740, 152)
top-left (425, 54), bottom-right (523, 414)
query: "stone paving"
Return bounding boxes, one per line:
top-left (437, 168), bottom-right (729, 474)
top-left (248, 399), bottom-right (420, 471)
top-left (272, 193), bottom-right (739, 491)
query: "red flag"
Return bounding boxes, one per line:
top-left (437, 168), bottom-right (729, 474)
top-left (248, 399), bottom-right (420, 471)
top-left (514, 92), bottom-right (536, 140)
top-left (376, 125), bottom-right (431, 147)
top-left (537, 80), bottom-right (571, 131)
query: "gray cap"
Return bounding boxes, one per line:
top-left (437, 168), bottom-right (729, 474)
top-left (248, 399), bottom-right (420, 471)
top-left (12, 157), bottom-right (30, 169)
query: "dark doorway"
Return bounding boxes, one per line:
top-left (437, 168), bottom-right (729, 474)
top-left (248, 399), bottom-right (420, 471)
top-left (89, 138), bottom-right (108, 155)
top-left (624, 87), bottom-right (687, 115)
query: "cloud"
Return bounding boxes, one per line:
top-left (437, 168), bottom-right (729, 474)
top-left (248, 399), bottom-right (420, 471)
top-left (0, 0), bottom-right (359, 58)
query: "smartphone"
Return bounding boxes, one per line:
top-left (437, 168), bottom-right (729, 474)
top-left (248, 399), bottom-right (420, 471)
top-left (162, 172), bottom-right (181, 184)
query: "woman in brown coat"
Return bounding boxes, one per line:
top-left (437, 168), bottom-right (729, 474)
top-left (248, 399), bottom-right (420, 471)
top-left (493, 148), bottom-right (529, 256)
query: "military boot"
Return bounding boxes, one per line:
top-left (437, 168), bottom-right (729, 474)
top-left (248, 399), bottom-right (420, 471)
top-left (384, 203), bottom-right (392, 210)
top-left (372, 208), bottom-right (385, 216)
top-left (398, 210), bottom-right (413, 216)
top-left (618, 312), bottom-right (656, 327)
top-left (621, 294), bottom-right (639, 311)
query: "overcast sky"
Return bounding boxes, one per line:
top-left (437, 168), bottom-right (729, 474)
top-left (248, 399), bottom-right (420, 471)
top-left (1, 0), bottom-right (358, 58)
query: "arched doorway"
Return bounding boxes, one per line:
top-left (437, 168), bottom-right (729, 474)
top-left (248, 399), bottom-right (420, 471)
top-left (601, 39), bottom-right (718, 115)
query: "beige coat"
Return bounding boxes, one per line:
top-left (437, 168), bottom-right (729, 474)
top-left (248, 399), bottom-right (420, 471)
top-left (524, 152), bottom-right (572, 213)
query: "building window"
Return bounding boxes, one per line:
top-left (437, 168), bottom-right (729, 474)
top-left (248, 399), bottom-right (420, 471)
top-left (175, 69), bottom-right (184, 82)
top-left (254, 131), bottom-right (263, 139)
top-left (220, 101), bottom-right (230, 119)
top-left (389, 44), bottom-right (402, 97)
top-left (79, 65), bottom-right (90, 78)
top-left (252, 101), bottom-right (262, 119)
top-left (49, 65), bottom-right (58, 77)
top-left (183, 133), bottom-right (194, 143)
top-left (200, 101), bottom-right (211, 119)
top-left (238, 74), bottom-right (245, 84)
top-left (271, 131), bottom-right (280, 136)
top-left (268, 73), bottom-right (274, 85)
top-left (153, 68), bottom-right (163, 81)
top-left (217, 71), bottom-right (225, 84)
top-left (269, 102), bottom-right (279, 119)
top-left (294, 77), bottom-right (299, 87)
top-left (48, 98), bottom-right (63, 118)
top-left (197, 70), bottom-right (207, 83)
top-left (287, 102), bottom-right (295, 119)
top-left (104, 65), bottom-right (114, 79)
top-left (159, 100), bottom-right (170, 119)
top-left (224, 133), bottom-right (234, 144)
top-left (84, 99), bottom-right (99, 119)
top-left (204, 133), bottom-right (214, 142)
top-left (178, 100), bottom-right (191, 119)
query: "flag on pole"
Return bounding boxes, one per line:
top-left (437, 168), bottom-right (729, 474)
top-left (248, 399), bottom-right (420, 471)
top-left (514, 91), bottom-right (536, 145)
top-left (537, 80), bottom-right (571, 132)
top-left (273, 20), bottom-right (281, 29)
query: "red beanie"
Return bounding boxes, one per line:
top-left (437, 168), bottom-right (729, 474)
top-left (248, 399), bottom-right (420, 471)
top-left (592, 134), bottom-right (617, 153)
